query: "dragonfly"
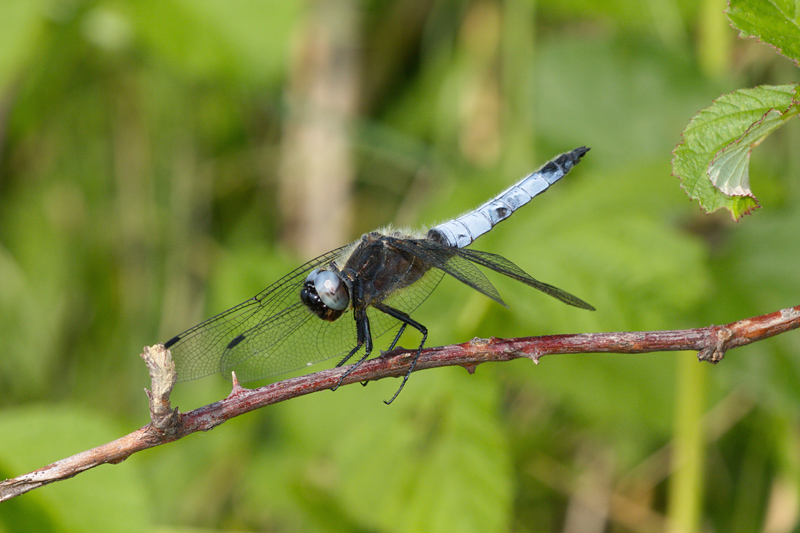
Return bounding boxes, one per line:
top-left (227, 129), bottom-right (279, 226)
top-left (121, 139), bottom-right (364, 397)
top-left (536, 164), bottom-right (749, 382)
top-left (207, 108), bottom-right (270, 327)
top-left (164, 147), bottom-right (594, 403)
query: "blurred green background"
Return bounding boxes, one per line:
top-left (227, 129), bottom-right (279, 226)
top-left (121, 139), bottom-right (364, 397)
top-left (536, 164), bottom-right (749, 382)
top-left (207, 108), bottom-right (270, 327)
top-left (1, 0), bottom-right (799, 531)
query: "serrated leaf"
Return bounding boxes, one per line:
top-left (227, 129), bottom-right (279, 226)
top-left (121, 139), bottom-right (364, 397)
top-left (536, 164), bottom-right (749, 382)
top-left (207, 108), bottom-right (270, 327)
top-left (673, 84), bottom-right (799, 219)
top-left (727, 0), bottom-right (800, 65)
top-left (709, 107), bottom-right (786, 196)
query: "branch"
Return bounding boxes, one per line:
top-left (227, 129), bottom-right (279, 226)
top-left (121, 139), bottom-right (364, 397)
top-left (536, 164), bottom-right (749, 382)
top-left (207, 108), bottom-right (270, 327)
top-left (2, 305), bottom-right (799, 502)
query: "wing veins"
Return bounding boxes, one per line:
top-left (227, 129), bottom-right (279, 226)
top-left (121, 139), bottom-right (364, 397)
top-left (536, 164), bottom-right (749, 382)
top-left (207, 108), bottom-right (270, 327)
top-left (453, 248), bottom-right (595, 310)
top-left (386, 237), bottom-right (506, 306)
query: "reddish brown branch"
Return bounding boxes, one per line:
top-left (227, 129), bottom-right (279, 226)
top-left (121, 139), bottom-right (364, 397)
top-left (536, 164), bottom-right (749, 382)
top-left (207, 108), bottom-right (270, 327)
top-left (2, 304), bottom-right (800, 502)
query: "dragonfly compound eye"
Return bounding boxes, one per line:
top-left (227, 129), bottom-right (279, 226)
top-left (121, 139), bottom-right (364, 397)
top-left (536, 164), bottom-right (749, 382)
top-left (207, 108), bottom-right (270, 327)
top-left (313, 271), bottom-right (349, 310)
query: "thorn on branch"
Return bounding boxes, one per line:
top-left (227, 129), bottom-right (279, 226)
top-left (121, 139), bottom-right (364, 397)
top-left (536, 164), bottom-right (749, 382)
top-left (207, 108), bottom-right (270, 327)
top-left (228, 371), bottom-right (247, 397)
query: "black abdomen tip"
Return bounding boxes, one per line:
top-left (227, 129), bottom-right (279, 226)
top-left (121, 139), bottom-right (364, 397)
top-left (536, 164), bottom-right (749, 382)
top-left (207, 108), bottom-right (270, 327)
top-left (572, 146), bottom-right (590, 160)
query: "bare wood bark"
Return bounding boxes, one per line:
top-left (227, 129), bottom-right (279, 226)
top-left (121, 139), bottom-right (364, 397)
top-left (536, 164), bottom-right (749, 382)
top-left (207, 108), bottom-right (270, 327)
top-left (2, 305), bottom-right (799, 502)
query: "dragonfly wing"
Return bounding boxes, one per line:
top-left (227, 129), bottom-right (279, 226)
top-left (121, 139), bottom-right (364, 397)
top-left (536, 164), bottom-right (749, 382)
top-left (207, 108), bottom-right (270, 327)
top-left (164, 243), bottom-right (355, 382)
top-left (219, 300), bottom-right (363, 382)
top-left (366, 267), bottom-right (446, 340)
top-left (387, 236), bottom-right (593, 310)
top-left (453, 248), bottom-right (595, 310)
top-left (387, 237), bottom-right (505, 306)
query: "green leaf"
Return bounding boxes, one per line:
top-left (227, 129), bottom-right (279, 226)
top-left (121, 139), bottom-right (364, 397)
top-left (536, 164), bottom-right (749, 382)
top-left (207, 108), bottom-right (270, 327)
top-left (673, 84), bottom-right (800, 219)
top-left (727, 0), bottom-right (800, 65)
top-left (708, 106), bottom-right (786, 196)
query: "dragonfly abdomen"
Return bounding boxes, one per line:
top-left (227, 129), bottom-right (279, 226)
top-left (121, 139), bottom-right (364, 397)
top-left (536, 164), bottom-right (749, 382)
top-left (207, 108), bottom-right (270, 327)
top-left (429, 147), bottom-right (589, 248)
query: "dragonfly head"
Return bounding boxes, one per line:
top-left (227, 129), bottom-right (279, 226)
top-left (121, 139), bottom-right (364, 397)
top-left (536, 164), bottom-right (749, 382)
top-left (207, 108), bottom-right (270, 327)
top-left (301, 268), bottom-right (350, 321)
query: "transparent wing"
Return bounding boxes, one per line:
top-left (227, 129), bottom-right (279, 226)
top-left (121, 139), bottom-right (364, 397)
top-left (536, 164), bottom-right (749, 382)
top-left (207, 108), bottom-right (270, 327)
top-left (226, 258), bottom-right (448, 381)
top-left (367, 266), bottom-right (446, 339)
top-left (454, 248), bottom-right (595, 310)
top-left (387, 237), bottom-right (506, 306)
top-left (164, 239), bottom-right (448, 384)
top-left (219, 300), bottom-right (358, 381)
top-left (164, 232), bottom-right (591, 386)
top-left (164, 243), bottom-right (355, 382)
top-left (388, 236), bottom-right (594, 310)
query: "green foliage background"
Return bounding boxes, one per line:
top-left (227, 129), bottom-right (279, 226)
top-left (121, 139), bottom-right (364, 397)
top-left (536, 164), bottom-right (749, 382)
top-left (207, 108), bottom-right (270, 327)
top-left (1, 0), bottom-right (799, 531)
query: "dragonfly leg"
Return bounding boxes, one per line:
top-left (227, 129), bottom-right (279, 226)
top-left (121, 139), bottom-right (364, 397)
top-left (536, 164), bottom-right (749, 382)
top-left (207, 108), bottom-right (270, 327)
top-left (335, 342), bottom-right (364, 368)
top-left (333, 307), bottom-right (373, 391)
top-left (386, 323), bottom-right (408, 352)
top-left (353, 320), bottom-right (407, 389)
top-left (373, 303), bottom-right (427, 404)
